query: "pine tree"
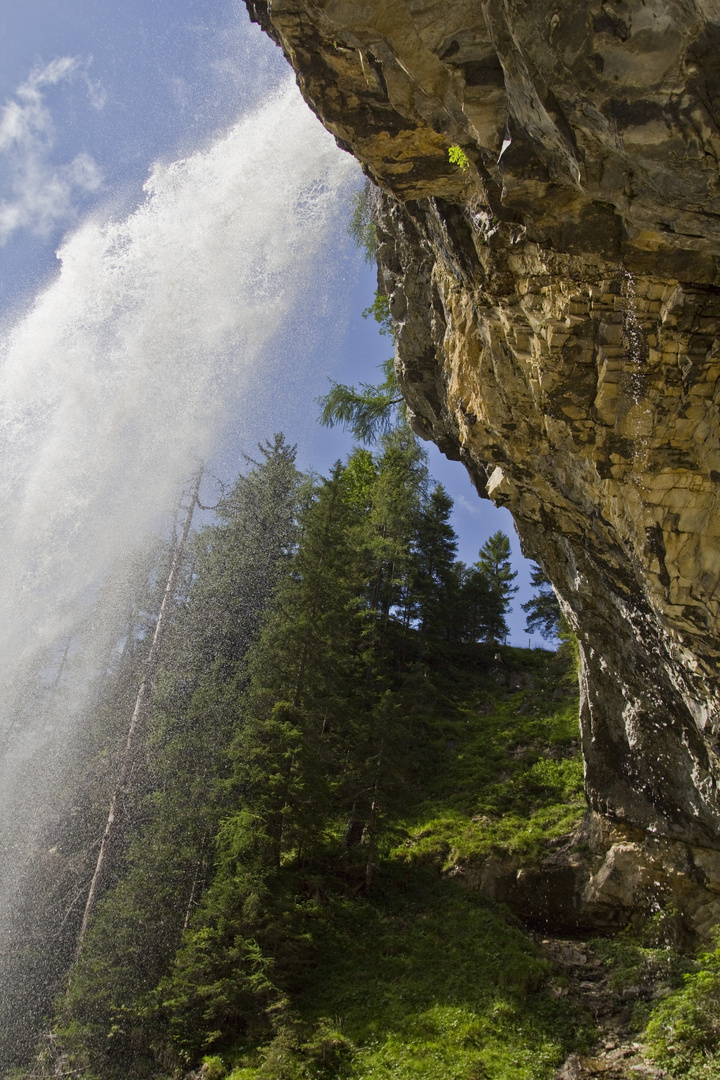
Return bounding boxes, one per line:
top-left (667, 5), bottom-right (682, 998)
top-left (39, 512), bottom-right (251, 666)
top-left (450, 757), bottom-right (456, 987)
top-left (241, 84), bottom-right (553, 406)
top-left (50, 435), bottom-right (526, 1077)
top-left (411, 484), bottom-right (458, 638)
top-left (474, 531), bottom-right (518, 644)
top-left (522, 564), bottom-right (564, 641)
top-left (450, 560), bottom-right (494, 643)
top-left (156, 441), bottom-right (443, 1057)
top-left (0, 534), bottom-right (177, 1076)
top-left (357, 428), bottom-right (428, 626)
top-left (318, 356), bottom-right (403, 445)
top-left (55, 439), bottom-right (302, 1078)
top-left (153, 461), bottom-right (369, 1059)
top-left (170, 433), bottom-right (301, 685)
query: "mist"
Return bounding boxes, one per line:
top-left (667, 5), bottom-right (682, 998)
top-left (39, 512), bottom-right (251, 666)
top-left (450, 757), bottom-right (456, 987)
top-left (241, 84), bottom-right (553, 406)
top-left (0, 73), bottom-right (358, 1065)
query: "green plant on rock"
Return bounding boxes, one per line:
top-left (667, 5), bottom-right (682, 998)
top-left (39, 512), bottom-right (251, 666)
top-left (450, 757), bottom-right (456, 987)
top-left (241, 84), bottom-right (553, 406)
top-left (448, 145), bottom-right (470, 171)
top-left (361, 290), bottom-right (394, 339)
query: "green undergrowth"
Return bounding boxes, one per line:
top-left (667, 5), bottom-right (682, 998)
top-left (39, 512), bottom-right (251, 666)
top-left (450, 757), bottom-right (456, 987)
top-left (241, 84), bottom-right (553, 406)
top-left (211, 646), bottom-right (590, 1080)
top-left (392, 644), bottom-right (585, 869)
top-left (222, 873), bottom-right (593, 1080)
top-left (580, 916), bottom-right (720, 1077)
top-left (566, 910), bottom-right (720, 1077)
top-left (589, 911), bottom-right (697, 1035)
top-left (643, 931), bottom-right (720, 1077)
top-left (44, 643), bottom-right (590, 1080)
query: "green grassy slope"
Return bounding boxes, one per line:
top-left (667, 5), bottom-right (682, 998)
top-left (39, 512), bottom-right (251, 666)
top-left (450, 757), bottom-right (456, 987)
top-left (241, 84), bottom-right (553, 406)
top-left (214, 643), bottom-right (592, 1080)
top-left (394, 643), bottom-right (585, 870)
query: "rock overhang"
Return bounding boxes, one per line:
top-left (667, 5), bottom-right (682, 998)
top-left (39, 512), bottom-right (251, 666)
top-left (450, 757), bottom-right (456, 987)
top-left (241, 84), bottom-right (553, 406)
top-left (245, 0), bottom-right (720, 850)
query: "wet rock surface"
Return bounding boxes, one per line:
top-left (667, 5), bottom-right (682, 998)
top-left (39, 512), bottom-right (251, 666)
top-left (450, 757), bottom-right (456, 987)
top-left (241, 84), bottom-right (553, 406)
top-left (555, 1048), bottom-right (664, 1080)
top-left (544, 934), bottom-right (667, 1080)
top-left (247, 0), bottom-right (720, 271)
top-left (376, 193), bottom-right (720, 847)
top-left (544, 941), bottom-right (662, 1079)
top-left (246, 0), bottom-right (720, 846)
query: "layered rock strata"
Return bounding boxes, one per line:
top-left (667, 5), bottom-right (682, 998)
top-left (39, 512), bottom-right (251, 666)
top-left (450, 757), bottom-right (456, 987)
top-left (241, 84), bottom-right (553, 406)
top-left (245, 0), bottom-right (720, 847)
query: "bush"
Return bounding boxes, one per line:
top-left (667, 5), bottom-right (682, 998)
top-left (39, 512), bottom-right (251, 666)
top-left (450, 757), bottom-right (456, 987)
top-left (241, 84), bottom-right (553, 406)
top-left (448, 145), bottom-right (470, 170)
top-left (202, 1055), bottom-right (228, 1080)
top-left (645, 933), bottom-right (720, 1075)
top-left (236, 1019), bottom-right (355, 1080)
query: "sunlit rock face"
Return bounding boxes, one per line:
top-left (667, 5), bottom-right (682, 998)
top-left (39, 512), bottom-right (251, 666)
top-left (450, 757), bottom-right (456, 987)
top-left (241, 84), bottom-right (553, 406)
top-left (247, 0), bottom-right (720, 846)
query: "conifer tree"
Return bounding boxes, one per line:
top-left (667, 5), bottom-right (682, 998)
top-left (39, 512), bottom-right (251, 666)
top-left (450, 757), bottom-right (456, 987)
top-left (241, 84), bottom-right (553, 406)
top-left (522, 564), bottom-right (563, 640)
top-left (447, 560), bottom-right (493, 643)
top-left (54, 438), bottom-right (302, 1078)
top-left (156, 444), bottom-right (439, 1058)
top-left (45, 430), bottom-right (529, 1078)
top-left (474, 531), bottom-right (518, 643)
top-left (411, 483), bottom-right (458, 638)
top-left (357, 428), bottom-right (428, 625)
top-left (318, 356), bottom-right (403, 445)
top-left (347, 179), bottom-right (377, 264)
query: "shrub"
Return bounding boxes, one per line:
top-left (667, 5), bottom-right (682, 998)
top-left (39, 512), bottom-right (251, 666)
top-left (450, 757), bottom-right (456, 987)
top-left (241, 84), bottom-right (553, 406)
top-left (645, 933), bottom-right (720, 1075)
top-left (202, 1055), bottom-right (228, 1080)
top-left (448, 145), bottom-right (470, 171)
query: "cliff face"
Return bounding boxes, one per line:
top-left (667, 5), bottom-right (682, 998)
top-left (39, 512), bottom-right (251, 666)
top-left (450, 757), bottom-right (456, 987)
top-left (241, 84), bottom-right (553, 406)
top-left (246, 0), bottom-right (720, 847)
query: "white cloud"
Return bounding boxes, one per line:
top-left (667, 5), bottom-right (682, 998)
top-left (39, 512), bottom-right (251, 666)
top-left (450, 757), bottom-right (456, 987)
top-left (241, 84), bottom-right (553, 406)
top-left (0, 58), bottom-right (104, 245)
top-left (457, 494), bottom-right (482, 517)
top-left (82, 70), bottom-right (107, 112)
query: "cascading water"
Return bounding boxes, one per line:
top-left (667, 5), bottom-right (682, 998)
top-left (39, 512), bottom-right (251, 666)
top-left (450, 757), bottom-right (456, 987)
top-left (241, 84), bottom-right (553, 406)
top-left (0, 74), bottom-right (358, 1066)
top-left (620, 268), bottom-right (645, 406)
top-left (620, 267), bottom-right (653, 496)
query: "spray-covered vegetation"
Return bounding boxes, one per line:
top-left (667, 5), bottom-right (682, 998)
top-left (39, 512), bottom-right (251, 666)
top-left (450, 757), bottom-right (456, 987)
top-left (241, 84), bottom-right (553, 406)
top-left (12, 411), bottom-right (715, 1080)
top-left (644, 934), bottom-right (720, 1076)
top-left (347, 181), bottom-right (377, 265)
top-left (5, 418), bottom-right (603, 1080)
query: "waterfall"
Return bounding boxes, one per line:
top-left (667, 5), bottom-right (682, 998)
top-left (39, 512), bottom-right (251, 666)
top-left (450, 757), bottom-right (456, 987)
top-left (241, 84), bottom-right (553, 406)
top-left (620, 268), bottom-right (647, 406)
top-left (0, 74), bottom-right (358, 1066)
top-left (620, 267), bottom-right (653, 497)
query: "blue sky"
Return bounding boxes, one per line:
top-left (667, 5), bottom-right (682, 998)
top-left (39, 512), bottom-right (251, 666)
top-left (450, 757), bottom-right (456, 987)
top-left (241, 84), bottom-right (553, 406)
top-left (0, 0), bottom-right (542, 645)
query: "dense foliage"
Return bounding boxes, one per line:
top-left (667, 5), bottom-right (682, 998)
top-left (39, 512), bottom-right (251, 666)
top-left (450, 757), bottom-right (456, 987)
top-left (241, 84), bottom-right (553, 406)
top-left (645, 935), bottom-right (720, 1076)
top-left (15, 429), bottom-right (594, 1080)
top-left (9, 180), bottom-right (718, 1080)
top-left (347, 182), bottom-right (377, 265)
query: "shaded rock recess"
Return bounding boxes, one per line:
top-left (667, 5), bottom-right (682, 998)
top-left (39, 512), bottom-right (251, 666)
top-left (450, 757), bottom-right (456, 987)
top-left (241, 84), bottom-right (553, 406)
top-left (245, 0), bottom-right (720, 850)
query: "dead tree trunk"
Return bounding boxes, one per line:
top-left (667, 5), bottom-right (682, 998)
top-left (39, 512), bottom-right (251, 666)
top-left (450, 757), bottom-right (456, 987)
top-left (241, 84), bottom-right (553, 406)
top-left (74, 467), bottom-right (202, 958)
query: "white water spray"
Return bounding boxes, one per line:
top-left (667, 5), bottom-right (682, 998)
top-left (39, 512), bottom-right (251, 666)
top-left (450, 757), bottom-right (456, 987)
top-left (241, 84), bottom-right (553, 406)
top-left (0, 75), bottom-right (358, 1060)
top-left (0, 77), bottom-right (356, 707)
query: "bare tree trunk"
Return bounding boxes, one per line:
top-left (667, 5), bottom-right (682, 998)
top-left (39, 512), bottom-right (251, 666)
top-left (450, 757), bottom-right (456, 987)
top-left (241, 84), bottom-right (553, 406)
top-left (182, 837), bottom-right (207, 931)
top-left (52, 636), bottom-right (72, 687)
top-left (74, 468), bottom-right (202, 958)
top-left (364, 794), bottom-right (378, 892)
